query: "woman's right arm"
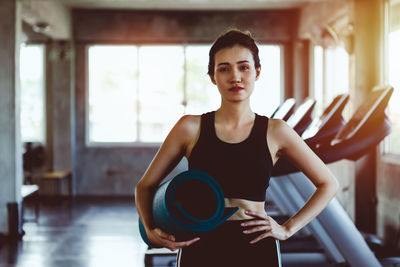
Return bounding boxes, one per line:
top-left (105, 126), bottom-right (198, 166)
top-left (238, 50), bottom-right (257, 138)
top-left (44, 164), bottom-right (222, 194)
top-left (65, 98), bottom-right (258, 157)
top-left (134, 115), bottom-right (200, 251)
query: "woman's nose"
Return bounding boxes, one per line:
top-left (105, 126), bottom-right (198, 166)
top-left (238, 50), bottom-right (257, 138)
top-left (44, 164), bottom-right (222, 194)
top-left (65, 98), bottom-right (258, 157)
top-left (230, 68), bottom-right (242, 83)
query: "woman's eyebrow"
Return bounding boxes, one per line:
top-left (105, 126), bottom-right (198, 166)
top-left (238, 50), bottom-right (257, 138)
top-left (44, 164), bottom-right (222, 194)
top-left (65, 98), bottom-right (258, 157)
top-left (217, 60), bottom-right (249, 67)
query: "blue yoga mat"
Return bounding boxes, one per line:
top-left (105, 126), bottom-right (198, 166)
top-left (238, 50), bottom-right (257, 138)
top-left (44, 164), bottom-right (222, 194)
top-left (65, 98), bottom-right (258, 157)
top-left (138, 170), bottom-right (238, 248)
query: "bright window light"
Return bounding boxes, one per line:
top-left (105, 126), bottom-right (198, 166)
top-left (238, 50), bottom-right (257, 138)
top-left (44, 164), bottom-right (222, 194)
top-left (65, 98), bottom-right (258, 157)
top-left (20, 44), bottom-right (45, 143)
top-left (313, 45), bottom-right (324, 116)
top-left (185, 45), bottom-right (220, 115)
top-left (88, 45), bottom-right (138, 143)
top-left (87, 44), bottom-right (282, 144)
top-left (251, 45), bottom-right (282, 116)
top-left (387, 29), bottom-right (400, 154)
top-left (138, 46), bottom-right (185, 142)
top-left (312, 45), bottom-right (349, 118)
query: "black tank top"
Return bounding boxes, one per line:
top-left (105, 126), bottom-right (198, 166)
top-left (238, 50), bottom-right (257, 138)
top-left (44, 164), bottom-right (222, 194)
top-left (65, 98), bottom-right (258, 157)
top-left (188, 111), bottom-right (273, 201)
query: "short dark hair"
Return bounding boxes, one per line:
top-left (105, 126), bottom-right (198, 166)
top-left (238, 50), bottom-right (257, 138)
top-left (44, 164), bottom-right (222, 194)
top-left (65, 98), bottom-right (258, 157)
top-left (208, 29), bottom-right (261, 76)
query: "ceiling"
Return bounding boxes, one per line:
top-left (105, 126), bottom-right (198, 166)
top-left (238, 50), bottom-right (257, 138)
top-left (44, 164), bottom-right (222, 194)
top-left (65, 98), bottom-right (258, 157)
top-left (20, 0), bottom-right (340, 39)
top-left (58, 0), bottom-right (333, 10)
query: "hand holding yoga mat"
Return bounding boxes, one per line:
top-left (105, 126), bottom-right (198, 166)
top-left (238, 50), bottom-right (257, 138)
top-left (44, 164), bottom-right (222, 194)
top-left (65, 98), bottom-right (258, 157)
top-left (138, 170), bottom-right (238, 248)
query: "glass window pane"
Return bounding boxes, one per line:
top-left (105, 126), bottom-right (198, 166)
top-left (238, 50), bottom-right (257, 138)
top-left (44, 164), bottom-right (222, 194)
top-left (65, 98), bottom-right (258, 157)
top-left (88, 45), bottom-right (138, 143)
top-left (312, 45), bottom-right (349, 118)
top-left (250, 45), bottom-right (281, 116)
top-left (325, 46), bottom-right (349, 101)
top-left (387, 29), bottom-right (400, 154)
top-left (20, 44), bottom-right (45, 143)
top-left (185, 45), bottom-right (220, 115)
top-left (138, 46), bottom-right (185, 142)
top-left (313, 45), bottom-right (324, 116)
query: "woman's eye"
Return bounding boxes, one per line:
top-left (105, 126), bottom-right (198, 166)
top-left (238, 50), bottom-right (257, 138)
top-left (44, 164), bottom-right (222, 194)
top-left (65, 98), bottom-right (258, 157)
top-left (240, 65), bottom-right (250, 71)
top-left (219, 67), bottom-right (229, 72)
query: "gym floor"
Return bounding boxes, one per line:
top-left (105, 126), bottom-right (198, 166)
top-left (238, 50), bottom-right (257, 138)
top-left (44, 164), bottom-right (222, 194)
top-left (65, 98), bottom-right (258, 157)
top-left (0, 198), bottom-right (148, 267)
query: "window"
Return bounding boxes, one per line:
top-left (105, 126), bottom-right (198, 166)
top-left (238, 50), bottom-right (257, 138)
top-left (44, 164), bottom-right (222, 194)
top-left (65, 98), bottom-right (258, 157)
top-left (87, 44), bottom-right (282, 144)
top-left (20, 44), bottom-right (46, 143)
top-left (251, 45), bottom-right (282, 116)
top-left (312, 45), bottom-right (349, 117)
top-left (88, 46), bottom-right (138, 143)
top-left (386, 1), bottom-right (400, 154)
top-left (185, 45), bottom-right (220, 115)
top-left (138, 46), bottom-right (185, 142)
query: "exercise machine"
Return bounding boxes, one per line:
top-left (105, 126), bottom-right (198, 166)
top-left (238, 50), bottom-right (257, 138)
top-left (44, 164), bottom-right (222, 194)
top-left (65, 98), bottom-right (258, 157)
top-left (269, 86), bottom-right (395, 266)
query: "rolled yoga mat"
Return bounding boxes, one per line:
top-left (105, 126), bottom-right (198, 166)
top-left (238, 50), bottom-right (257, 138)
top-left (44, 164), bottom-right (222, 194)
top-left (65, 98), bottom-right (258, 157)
top-left (138, 170), bottom-right (238, 248)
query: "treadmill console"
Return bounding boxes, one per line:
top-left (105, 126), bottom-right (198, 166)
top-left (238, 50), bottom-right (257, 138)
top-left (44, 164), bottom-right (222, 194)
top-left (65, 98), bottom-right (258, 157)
top-left (287, 98), bottom-right (316, 135)
top-left (271, 98), bottom-right (296, 121)
top-left (302, 94), bottom-right (349, 141)
top-left (331, 86), bottom-right (393, 145)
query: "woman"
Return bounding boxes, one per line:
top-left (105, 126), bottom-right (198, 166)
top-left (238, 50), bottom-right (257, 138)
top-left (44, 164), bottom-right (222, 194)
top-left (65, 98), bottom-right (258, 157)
top-left (135, 29), bottom-right (339, 267)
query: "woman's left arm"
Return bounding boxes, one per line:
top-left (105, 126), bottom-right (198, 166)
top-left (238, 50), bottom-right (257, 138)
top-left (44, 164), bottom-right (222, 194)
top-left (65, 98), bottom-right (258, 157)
top-left (243, 119), bottom-right (339, 243)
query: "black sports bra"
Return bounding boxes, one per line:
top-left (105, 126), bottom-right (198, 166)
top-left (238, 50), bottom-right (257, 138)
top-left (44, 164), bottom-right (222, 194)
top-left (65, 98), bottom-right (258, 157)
top-left (188, 111), bottom-right (273, 201)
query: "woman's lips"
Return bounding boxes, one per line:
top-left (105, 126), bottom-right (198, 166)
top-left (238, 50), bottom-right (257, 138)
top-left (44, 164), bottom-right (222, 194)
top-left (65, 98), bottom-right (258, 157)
top-left (229, 86), bottom-right (244, 92)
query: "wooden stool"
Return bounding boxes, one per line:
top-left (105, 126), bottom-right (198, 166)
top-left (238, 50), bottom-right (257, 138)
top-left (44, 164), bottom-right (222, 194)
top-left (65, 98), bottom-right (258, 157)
top-left (40, 170), bottom-right (72, 196)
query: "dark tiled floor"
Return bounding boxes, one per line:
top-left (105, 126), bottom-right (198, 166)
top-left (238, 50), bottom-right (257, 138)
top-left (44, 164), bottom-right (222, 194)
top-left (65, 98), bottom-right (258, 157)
top-left (0, 198), bottom-right (148, 267)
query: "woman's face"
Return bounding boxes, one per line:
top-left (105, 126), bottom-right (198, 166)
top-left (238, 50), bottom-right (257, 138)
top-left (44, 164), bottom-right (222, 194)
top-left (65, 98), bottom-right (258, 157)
top-left (210, 44), bottom-right (261, 103)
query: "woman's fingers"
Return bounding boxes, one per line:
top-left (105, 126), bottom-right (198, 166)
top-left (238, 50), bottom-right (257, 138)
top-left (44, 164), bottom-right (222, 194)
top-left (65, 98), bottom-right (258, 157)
top-left (173, 237), bottom-right (201, 248)
top-left (243, 225), bottom-right (271, 234)
top-left (249, 232), bottom-right (272, 244)
top-left (149, 228), bottom-right (200, 250)
top-left (241, 211), bottom-right (289, 242)
top-left (164, 237), bottom-right (200, 251)
top-left (241, 219), bottom-right (269, 227)
top-left (245, 210), bottom-right (268, 219)
top-left (154, 228), bottom-right (175, 241)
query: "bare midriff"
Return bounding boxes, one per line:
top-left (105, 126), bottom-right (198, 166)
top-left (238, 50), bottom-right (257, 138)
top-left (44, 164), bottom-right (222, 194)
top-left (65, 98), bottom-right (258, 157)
top-left (224, 198), bottom-right (267, 220)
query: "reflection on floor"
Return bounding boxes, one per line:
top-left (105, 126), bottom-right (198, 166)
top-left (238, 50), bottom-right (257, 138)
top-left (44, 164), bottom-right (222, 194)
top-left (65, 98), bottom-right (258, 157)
top-left (0, 198), bottom-right (148, 267)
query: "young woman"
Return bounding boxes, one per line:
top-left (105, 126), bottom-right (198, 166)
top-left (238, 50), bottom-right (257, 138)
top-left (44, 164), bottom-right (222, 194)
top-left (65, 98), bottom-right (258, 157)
top-left (135, 29), bottom-right (339, 267)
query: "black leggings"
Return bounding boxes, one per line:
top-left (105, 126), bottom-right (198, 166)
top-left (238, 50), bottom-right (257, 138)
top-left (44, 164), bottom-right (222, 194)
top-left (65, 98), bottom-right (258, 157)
top-left (177, 220), bottom-right (281, 267)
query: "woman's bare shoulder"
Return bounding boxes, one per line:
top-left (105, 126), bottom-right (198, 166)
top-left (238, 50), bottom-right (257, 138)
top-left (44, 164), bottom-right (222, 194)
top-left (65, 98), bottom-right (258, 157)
top-left (268, 118), bottom-right (289, 134)
top-left (172, 114), bottom-right (201, 140)
top-left (267, 117), bottom-right (306, 155)
top-left (267, 118), bottom-right (296, 146)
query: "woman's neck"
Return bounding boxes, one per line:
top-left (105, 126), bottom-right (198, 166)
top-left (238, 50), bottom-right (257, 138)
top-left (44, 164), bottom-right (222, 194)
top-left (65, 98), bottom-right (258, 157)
top-left (215, 101), bottom-right (254, 126)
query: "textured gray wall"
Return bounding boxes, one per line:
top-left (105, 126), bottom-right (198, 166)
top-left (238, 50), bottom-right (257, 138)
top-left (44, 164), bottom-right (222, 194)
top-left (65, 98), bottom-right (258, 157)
top-left (72, 9), bottom-right (298, 196)
top-left (0, 0), bottom-right (23, 234)
top-left (73, 9), bottom-right (297, 44)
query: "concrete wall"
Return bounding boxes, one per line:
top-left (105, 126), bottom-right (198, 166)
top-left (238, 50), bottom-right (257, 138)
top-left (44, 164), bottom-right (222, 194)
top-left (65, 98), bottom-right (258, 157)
top-left (46, 41), bottom-right (73, 173)
top-left (72, 9), bottom-right (298, 196)
top-left (377, 157), bottom-right (400, 250)
top-left (21, 0), bottom-right (71, 40)
top-left (73, 9), bottom-right (297, 43)
top-left (0, 0), bottom-right (23, 235)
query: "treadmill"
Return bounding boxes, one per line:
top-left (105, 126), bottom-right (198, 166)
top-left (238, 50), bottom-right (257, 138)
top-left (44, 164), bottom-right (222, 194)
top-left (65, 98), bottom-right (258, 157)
top-left (270, 98), bottom-right (296, 121)
top-left (272, 94), bottom-right (349, 176)
top-left (268, 94), bottom-right (349, 265)
top-left (269, 86), bottom-right (394, 267)
top-left (286, 98), bottom-right (316, 136)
